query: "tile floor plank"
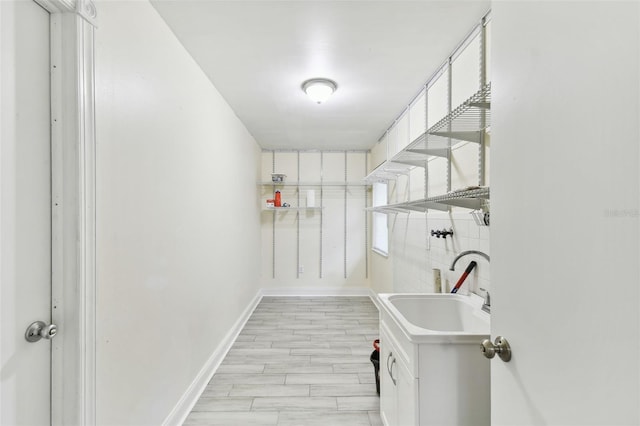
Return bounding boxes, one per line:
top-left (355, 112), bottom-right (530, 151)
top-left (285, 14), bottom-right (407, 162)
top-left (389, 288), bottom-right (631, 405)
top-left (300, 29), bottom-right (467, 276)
top-left (285, 373), bottom-right (360, 385)
top-left (277, 411), bottom-right (371, 426)
top-left (183, 411), bottom-right (278, 425)
top-left (263, 363), bottom-right (334, 375)
top-left (210, 374), bottom-right (286, 385)
top-left (190, 397), bottom-right (253, 412)
top-left (337, 396), bottom-right (381, 412)
top-left (252, 397), bottom-right (337, 411)
top-left (228, 384), bottom-right (310, 397)
top-left (310, 384), bottom-right (379, 397)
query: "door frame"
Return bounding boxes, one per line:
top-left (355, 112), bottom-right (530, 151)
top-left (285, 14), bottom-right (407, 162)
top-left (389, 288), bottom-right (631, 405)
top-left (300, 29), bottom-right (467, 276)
top-left (33, 1), bottom-right (97, 424)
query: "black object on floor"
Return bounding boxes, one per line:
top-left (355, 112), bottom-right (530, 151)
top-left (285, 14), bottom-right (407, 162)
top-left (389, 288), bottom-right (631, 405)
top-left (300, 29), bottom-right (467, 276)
top-left (370, 349), bottom-right (380, 395)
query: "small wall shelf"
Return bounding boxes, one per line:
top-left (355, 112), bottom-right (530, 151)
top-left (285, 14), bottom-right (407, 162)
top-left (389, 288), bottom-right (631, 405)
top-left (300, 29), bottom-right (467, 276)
top-left (262, 206), bottom-right (323, 212)
top-left (260, 181), bottom-right (369, 187)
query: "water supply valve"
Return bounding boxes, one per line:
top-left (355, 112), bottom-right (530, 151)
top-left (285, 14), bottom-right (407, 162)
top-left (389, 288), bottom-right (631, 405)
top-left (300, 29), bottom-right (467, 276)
top-left (430, 228), bottom-right (454, 239)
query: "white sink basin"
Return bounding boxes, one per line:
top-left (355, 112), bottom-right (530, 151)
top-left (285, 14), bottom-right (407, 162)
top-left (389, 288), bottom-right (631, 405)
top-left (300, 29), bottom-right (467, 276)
top-left (377, 293), bottom-right (490, 343)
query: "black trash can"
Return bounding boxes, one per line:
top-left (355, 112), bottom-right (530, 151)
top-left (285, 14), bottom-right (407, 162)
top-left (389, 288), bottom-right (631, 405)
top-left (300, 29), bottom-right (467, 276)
top-left (370, 339), bottom-right (380, 395)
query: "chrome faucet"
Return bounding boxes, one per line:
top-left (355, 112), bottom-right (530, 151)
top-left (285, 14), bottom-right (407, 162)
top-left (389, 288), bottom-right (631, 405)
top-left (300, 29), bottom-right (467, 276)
top-left (449, 250), bottom-right (490, 271)
top-left (449, 250), bottom-right (491, 312)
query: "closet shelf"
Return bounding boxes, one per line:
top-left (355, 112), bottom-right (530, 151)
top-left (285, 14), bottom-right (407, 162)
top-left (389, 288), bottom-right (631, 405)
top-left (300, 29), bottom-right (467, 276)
top-left (364, 162), bottom-right (413, 183)
top-left (428, 82), bottom-right (491, 141)
top-left (367, 187), bottom-right (490, 214)
top-left (423, 187), bottom-right (490, 209)
top-left (365, 83), bottom-right (491, 181)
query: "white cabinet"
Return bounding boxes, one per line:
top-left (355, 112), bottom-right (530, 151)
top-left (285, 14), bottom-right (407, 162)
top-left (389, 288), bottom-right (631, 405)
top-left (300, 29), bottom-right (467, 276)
top-left (379, 308), bottom-right (490, 426)
top-left (380, 323), bottom-right (419, 426)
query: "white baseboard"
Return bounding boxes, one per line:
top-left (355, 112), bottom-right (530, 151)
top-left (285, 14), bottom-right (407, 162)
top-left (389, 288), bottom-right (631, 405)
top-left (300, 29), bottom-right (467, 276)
top-left (162, 291), bottom-right (263, 426)
top-left (260, 287), bottom-right (372, 297)
top-left (163, 286), bottom-right (379, 425)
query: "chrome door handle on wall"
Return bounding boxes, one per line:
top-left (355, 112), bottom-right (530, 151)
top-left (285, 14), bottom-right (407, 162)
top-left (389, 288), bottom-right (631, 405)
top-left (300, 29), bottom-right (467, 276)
top-left (25, 321), bottom-right (58, 342)
top-left (481, 336), bottom-right (511, 362)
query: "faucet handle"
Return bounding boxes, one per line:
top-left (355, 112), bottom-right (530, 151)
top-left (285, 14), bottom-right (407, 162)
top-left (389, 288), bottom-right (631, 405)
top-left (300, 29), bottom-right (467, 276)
top-left (480, 288), bottom-right (490, 301)
top-left (479, 288), bottom-right (491, 313)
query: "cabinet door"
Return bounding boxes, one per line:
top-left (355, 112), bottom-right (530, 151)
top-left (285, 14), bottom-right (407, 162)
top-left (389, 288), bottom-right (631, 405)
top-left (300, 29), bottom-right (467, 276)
top-left (379, 329), bottom-right (397, 426)
top-left (395, 357), bottom-right (419, 426)
top-left (380, 325), bottom-right (420, 426)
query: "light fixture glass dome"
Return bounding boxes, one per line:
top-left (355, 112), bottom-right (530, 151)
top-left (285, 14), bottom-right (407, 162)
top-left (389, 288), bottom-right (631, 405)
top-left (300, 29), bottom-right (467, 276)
top-left (302, 78), bottom-right (337, 104)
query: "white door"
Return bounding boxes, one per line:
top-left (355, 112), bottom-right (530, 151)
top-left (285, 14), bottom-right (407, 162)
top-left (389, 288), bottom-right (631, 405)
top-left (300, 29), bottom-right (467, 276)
top-left (491, 2), bottom-right (640, 425)
top-left (1, 1), bottom-right (53, 425)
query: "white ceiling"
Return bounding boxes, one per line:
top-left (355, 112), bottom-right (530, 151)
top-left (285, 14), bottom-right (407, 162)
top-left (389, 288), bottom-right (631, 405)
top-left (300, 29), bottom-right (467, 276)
top-left (150, 1), bottom-right (490, 151)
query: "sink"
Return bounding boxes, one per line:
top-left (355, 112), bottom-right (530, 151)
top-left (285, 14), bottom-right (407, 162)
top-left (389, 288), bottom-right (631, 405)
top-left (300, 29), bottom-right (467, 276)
top-left (378, 293), bottom-right (491, 425)
top-left (377, 293), bottom-right (489, 343)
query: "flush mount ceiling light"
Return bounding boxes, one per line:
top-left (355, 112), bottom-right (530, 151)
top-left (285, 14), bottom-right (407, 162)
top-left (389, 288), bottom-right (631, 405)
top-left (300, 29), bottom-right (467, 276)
top-left (301, 78), bottom-right (338, 104)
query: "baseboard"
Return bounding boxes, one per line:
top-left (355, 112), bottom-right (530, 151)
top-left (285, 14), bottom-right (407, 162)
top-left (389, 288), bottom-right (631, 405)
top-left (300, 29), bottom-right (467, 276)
top-left (162, 290), bottom-right (263, 426)
top-left (261, 288), bottom-right (380, 312)
top-left (260, 287), bottom-right (372, 296)
top-left (163, 286), bottom-right (378, 425)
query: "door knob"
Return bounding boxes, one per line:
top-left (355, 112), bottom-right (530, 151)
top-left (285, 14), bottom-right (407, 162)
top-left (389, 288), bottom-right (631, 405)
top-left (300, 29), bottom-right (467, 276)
top-left (25, 321), bottom-right (58, 342)
top-left (481, 336), bottom-right (511, 362)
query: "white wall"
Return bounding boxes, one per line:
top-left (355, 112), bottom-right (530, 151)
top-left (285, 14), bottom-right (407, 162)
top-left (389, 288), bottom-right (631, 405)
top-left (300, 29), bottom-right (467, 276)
top-left (95, 1), bottom-right (261, 425)
top-left (491, 1), bottom-right (639, 424)
top-left (260, 151), bottom-right (370, 291)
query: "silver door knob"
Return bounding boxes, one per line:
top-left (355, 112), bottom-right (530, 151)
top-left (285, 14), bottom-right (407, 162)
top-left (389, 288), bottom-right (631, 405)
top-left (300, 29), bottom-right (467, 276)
top-left (481, 336), bottom-right (511, 362)
top-left (25, 321), bottom-right (58, 342)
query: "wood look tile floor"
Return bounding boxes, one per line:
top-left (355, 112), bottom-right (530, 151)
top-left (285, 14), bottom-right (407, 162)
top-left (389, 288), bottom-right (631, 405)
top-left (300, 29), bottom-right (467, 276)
top-left (183, 296), bottom-right (382, 426)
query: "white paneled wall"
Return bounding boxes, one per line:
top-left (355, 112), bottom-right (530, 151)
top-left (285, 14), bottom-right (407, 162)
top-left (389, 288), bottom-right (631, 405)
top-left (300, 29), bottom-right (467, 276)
top-left (371, 16), bottom-right (491, 296)
top-left (260, 151), bottom-right (370, 290)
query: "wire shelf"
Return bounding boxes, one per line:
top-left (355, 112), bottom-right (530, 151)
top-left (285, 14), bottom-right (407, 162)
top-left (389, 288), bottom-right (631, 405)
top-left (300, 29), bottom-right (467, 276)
top-left (363, 162), bottom-right (413, 183)
top-left (366, 84), bottom-right (491, 183)
top-left (366, 187), bottom-right (489, 215)
top-left (429, 83), bottom-right (491, 139)
top-left (404, 83), bottom-right (492, 158)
